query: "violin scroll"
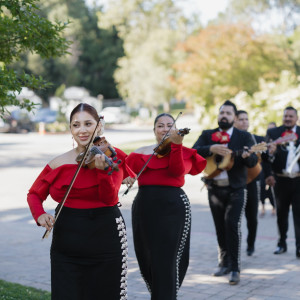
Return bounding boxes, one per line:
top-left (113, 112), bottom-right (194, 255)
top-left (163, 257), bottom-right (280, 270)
top-left (155, 127), bottom-right (191, 158)
top-left (178, 128), bottom-right (190, 136)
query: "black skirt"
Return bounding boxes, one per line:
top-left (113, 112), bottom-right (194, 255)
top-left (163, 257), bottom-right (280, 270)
top-left (50, 205), bottom-right (128, 300)
top-left (132, 186), bottom-right (191, 300)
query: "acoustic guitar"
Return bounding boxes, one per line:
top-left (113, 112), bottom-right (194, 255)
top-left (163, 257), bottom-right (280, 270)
top-left (204, 132), bottom-right (298, 180)
top-left (247, 154), bottom-right (262, 184)
top-left (203, 143), bottom-right (267, 179)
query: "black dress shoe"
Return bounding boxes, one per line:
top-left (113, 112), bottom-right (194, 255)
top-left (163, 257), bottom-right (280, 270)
top-left (296, 248), bottom-right (300, 258)
top-left (213, 267), bottom-right (230, 277)
top-left (247, 246), bottom-right (255, 256)
top-left (229, 271), bottom-right (240, 285)
top-left (274, 246), bottom-right (287, 255)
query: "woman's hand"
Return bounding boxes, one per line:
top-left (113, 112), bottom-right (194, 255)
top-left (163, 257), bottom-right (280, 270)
top-left (37, 213), bottom-right (55, 231)
top-left (169, 129), bottom-right (184, 145)
top-left (94, 154), bottom-right (108, 170)
top-left (122, 176), bottom-right (136, 187)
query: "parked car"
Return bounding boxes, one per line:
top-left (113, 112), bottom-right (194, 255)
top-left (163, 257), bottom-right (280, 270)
top-left (4, 109), bottom-right (35, 133)
top-left (100, 107), bottom-right (130, 124)
top-left (32, 108), bottom-right (58, 123)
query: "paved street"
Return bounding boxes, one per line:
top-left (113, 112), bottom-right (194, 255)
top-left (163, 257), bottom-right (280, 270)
top-left (1, 129), bottom-right (300, 300)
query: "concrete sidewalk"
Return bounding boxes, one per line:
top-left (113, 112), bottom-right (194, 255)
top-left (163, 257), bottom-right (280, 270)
top-left (0, 133), bottom-right (300, 299)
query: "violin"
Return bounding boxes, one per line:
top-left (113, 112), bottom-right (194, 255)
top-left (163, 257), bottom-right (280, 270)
top-left (154, 128), bottom-right (190, 158)
top-left (75, 136), bottom-right (121, 175)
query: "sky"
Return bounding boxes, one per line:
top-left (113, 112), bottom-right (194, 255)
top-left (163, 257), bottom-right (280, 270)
top-left (176, 0), bottom-right (229, 24)
top-left (85, 0), bottom-right (229, 25)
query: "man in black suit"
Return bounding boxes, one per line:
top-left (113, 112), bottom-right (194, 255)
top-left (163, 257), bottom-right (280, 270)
top-left (265, 106), bottom-right (300, 258)
top-left (234, 110), bottom-right (265, 257)
top-left (193, 100), bottom-right (258, 285)
top-left (260, 122), bottom-right (277, 217)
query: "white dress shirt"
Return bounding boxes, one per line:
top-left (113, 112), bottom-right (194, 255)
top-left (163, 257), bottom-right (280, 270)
top-left (285, 126), bottom-right (300, 174)
top-left (214, 127), bottom-right (234, 180)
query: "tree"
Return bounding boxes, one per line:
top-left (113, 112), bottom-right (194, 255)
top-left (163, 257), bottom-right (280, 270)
top-left (98, 0), bottom-right (189, 113)
top-left (0, 0), bottom-right (69, 117)
top-left (226, 0), bottom-right (300, 76)
top-left (232, 70), bottom-right (300, 135)
top-left (228, 0), bottom-right (300, 33)
top-left (172, 23), bottom-right (291, 110)
top-left (14, 0), bottom-right (124, 101)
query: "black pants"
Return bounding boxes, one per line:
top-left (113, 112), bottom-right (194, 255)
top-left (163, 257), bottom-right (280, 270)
top-left (50, 206), bottom-right (127, 300)
top-left (132, 186), bottom-right (191, 300)
top-left (260, 171), bottom-right (275, 207)
top-left (274, 176), bottom-right (300, 249)
top-left (245, 177), bottom-right (260, 249)
top-left (208, 186), bottom-right (246, 272)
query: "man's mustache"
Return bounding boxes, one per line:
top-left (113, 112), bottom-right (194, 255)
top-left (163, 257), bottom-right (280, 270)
top-left (221, 118), bottom-right (228, 122)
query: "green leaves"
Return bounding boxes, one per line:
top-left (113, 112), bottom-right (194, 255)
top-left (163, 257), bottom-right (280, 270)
top-left (173, 23), bottom-right (292, 109)
top-left (0, 66), bottom-right (48, 117)
top-left (0, 0), bottom-right (70, 115)
top-left (99, 0), bottom-right (187, 110)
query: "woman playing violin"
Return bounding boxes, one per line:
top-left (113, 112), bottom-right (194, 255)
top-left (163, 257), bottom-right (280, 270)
top-left (27, 103), bottom-right (134, 300)
top-left (126, 113), bottom-right (207, 300)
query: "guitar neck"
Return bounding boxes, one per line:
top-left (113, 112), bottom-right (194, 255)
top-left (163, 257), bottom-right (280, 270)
top-left (268, 133), bottom-right (298, 145)
top-left (233, 147), bottom-right (265, 156)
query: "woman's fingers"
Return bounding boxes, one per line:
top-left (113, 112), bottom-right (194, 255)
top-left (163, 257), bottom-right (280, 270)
top-left (95, 154), bottom-right (107, 170)
top-left (38, 214), bottom-right (55, 231)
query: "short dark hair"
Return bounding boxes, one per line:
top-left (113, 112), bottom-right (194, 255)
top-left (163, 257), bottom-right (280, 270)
top-left (284, 106), bottom-right (298, 115)
top-left (70, 103), bottom-right (99, 123)
top-left (154, 113), bottom-right (175, 127)
top-left (220, 100), bottom-right (237, 115)
top-left (237, 110), bottom-right (248, 117)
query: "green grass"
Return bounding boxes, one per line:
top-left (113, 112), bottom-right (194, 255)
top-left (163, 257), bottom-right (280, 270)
top-left (0, 279), bottom-right (51, 300)
top-left (118, 130), bottom-right (200, 154)
top-left (117, 139), bottom-right (154, 154)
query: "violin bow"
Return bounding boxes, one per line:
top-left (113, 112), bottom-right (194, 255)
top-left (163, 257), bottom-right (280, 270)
top-left (122, 112), bottom-right (182, 196)
top-left (42, 116), bottom-right (102, 240)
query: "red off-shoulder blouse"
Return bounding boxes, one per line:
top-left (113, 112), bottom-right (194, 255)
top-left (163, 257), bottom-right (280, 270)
top-left (126, 143), bottom-right (206, 187)
top-left (27, 148), bottom-right (135, 223)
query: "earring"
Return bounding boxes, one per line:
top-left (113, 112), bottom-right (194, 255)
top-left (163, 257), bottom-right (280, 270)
top-left (72, 136), bottom-right (75, 148)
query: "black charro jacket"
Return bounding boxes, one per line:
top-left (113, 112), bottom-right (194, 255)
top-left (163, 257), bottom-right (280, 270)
top-left (193, 127), bottom-right (258, 189)
top-left (265, 125), bottom-right (300, 176)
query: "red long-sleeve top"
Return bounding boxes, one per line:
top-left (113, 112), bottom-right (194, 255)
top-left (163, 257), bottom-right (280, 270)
top-left (126, 143), bottom-right (207, 187)
top-left (27, 148), bottom-right (135, 224)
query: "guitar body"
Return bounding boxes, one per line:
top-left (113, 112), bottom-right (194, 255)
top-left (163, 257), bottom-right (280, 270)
top-left (247, 163), bottom-right (262, 184)
top-left (204, 153), bottom-right (234, 179)
top-left (218, 153), bottom-right (234, 170)
top-left (203, 143), bottom-right (267, 179)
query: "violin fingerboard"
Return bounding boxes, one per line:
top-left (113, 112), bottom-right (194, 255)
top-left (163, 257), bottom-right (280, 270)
top-left (90, 146), bottom-right (104, 155)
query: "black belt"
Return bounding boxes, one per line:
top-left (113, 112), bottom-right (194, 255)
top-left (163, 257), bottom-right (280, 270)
top-left (276, 173), bottom-right (300, 179)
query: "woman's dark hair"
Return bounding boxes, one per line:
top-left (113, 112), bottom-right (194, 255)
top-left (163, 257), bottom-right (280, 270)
top-left (70, 103), bottom-right (99, 123)
top-left (153, 113), bottom-right (175, 127)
